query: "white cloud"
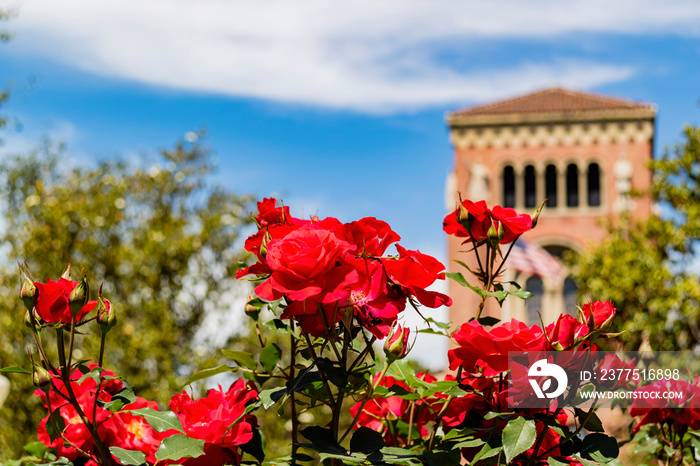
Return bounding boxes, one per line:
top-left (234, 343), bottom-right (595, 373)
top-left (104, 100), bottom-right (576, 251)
top-left (4, 0), bottom-right (700, 112)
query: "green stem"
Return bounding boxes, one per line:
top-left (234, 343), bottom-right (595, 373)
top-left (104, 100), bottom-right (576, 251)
top-left (339, 361), bottom-right (391, 443)
top-left (67, 314), bottom-right (77, 369)
top-left (303, 333), bottom-right (337, 411)
top-left (290, 324), bottom-right (299, 466)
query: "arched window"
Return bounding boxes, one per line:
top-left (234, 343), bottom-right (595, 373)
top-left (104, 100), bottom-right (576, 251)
top-left (564, 277), bottom-right (578, 314)
top-left (525, 276), bottom-right (544, 324)
top-left (545, 164), bottom-right (557, 208)
top-left (503, 166), bottom-right (515, 208)
top-left (587, 163), bottom-right (601, 207)
top-left (524, 165), bottom-right (536, 208)
top-left (566, 164), bottom-right (579, 207)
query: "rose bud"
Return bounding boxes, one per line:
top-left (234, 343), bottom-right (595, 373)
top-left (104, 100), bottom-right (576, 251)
top-left (60, 263), bottom-right (72, 280)
top-left (531, 199), bottom-right (547, 229)
top-left (244, 296), bottom-right (261, 320)
top-left (383, 324), bottom-right (410, 362)
top-left (32, 363), bottom-right (51, 391)
top-left (69, 275), bottom-right (89, 318)
top-left (95, 287), bottom-right (116, 333)
top-left (582, 300), bottom-right (616, 331)
top-left (19, 265), bottom-right (38, 311)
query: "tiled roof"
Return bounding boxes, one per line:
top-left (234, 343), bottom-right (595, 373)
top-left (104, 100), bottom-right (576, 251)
top-left (451, 88), bottom-right (652, 117)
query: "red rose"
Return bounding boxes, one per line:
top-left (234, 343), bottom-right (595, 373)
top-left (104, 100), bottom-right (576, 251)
top-left (255, 224), bottom-right (357, 303)
top-left (581, 300), bottom-right (616, 330)
top-left (630, 376), bottom-right (700, 432)
top-left (334, 217), bottom-right (401, 256)
top-left (448, 319), bottom-right (546, 375)
top-left (545, 314), bottom-right (589, 350)
top-left (36, 365), bottom-right (163, 464)
top-left (170, 379), bottom-right (259, 465)
top-left (442, 200), bottom-right (491, 241)
top-left (254, 197), bottom-right (291, 227)
top-left (34, 278), bottom-right (97, 324)
top-left (489, 205), bottom-right (532, 244)
top-left (342, 256), bottom-right (405, 338)
top-left (382, 245), bottom-right (452, 308)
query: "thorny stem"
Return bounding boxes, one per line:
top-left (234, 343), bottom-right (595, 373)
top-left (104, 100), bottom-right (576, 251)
top-left (92, 332), bottom-right (107, 425)
top-left (45, 387), bottom-right (96, 461)
top-left (339, 361), bottom-right (391, 443)
top-left (67, 315), bottom-right (77, 369)
top-left (331, 317), bottom-right (353, 440)
top-left (303, 333), bottom-right (337, 411)
top-left (406, 401), bottom-right (416, 447)
top-left (55, 328), bottom-right (113, 465)
top-left (290, 321), bottom-right (299, 466)
top-left (427, 366), bottom-right (463, 450)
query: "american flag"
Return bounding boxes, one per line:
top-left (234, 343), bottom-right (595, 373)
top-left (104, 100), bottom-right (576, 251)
top-left (505, 239), bottom-right (566, 282)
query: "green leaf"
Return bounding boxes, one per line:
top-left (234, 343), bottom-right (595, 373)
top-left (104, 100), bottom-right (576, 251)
top-left (126, 408), bottom-right (184, 433)
top-left (574, 408), bottom-right (605, 433)
top-left (445, 271), bottom-right (471, 288)
top-left (471, 436), bottom-right (503, 463)
top-left (299, 426), bottom-right (346, 455)
top-left (0, 366), bottom-right (31, 374)
top-left (579, 433), bottom-right (619, 462)
top-left (387, 359), bottom-right (416, 381)
top-left (101, 386), bottom-right (136, 412)
top-left (502, 417), bottom-right (537, 464)
top-left (182, 364), bottom-right (234, 387)
top-left (259, 387), bottom-right (286, 409)
top-left (45, 409), bottom-right (66, 443)
top-left (263, 318), bottom-right (292, 334)
top-left (504, 281), bottom-right (533, 300)
top-left (23, 441), bottom-right (48, 458)
top-left (155, 434), bottom-right (205, 462)
top-left (259, 344), bottom-right (282, 373)
top-left (109, 447), bottom-right (147, 466)
top-left (423, 317), bottom-right (452, 330)
top-left (221, 350), bottom-right (258, 370)
top-left (350, 427), bottom-right (384, 454)
top-left (548, 458), bottom-right (571, 466)
top-left (476, 316), bottom-right (501, 327)
top-left (453, 438), bottom-right (485, 449)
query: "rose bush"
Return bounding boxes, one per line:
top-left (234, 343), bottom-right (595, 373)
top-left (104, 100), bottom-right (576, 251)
top-left (3, 197), bottom-right (695, 466)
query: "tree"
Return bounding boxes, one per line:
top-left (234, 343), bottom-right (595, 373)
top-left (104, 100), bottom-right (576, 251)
top-left (0, 138), bottom-right (255, 458)
top-left (572, 125), bottom-right (700, 351)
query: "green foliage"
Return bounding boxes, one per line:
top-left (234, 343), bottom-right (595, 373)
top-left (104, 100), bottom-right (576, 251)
top-left (572, 125), bottom-right (700, 351)
top-left (0, 139), bottom-right (254, 458)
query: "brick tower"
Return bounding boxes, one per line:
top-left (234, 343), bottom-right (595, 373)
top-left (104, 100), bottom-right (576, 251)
top-left (445, 88), bottom-right (656, 326)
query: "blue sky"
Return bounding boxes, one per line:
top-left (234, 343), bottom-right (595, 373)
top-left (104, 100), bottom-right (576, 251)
top-left (1, 0), bottom-right (700, 367)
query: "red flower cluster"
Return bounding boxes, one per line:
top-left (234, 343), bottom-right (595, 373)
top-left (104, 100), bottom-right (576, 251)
top-left (34, 278), bottom-right (97, 324)
top-left (169, 379), bottom-right (259, 466)
top-left (629, 376), bottom-right (700, 432)
top-left (443, 200), bottom-right (532, 244)
top-left (238, 198), bottom-right (451, 337)
top-left (349, 372), bottom-right (489, 446)
top-left (36, 367), bottom-right (260, 466)
top-left (448, 301), bottom-right (617, 374)
top-left (36, 365), bottom-right (163, 465)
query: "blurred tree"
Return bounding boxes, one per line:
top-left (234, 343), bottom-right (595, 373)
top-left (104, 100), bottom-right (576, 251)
top-left (571, 125), bottom-right (700, 351)
top-left (0, 138), bottom-right (257, 458)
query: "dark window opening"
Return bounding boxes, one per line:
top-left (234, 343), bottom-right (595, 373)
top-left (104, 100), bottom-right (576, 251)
top-left (503, 166), bottom-right (515, 208)
top-left (545, 164), bottom-right (557, 208)
top-left (564, 277), bottom-right (578, 315)
top-left (524, 165), bottom-right (536, 208)
top-left (566, 164), bottom-right (579, 207)
top-left (526, 276), bottom-right (544, 324)
top-left (587, 163), bottom-right (601, 207)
